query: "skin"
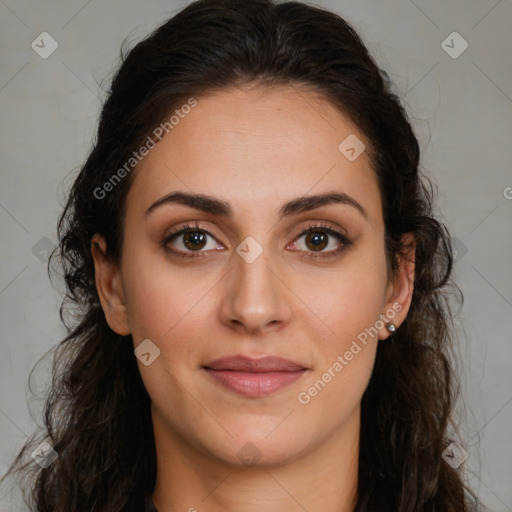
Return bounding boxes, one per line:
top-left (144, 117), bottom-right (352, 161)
top-left (91, 83), bottom-right (415, 512)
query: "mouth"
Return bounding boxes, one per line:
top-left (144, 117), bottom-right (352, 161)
top-left (202, 355), bottom-right (309, 398)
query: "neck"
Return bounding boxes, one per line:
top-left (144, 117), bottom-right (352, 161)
top-left (151, 408), bottom-right (360, 512)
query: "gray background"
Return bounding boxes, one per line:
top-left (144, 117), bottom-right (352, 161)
top-left (0, 0), bottom-right (511, 510)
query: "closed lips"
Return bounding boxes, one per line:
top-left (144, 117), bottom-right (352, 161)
top-left (202, 355), bottom-right (309, 398)
top-left (203, 355), bottom-right (308, 372)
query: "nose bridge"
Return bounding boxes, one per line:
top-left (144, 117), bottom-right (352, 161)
top-left (235, 238), bottom-right (275, 294)
top-left (220, 234), bottom-right (291, 332)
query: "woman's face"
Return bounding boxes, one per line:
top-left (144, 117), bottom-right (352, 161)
top-left (92, 83), bottom-right (414, 467)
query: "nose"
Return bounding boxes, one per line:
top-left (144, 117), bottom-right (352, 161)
top-left (219, 244), bottom-right (292, 335)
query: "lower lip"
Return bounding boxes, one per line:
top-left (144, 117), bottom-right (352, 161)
top-left (204, 369), bottom-right (307, 397)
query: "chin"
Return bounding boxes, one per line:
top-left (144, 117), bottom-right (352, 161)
top-left (202, 427), bottom-right (309, 469)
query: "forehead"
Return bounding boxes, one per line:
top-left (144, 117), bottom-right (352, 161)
top-left (126, 83), bottom-right (382, 224)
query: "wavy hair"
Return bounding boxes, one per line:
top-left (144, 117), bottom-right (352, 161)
top-left (1, 1), bottom-right (480, 510)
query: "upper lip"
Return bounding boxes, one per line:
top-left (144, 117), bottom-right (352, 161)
top-left (204, 355), bottom-right (308, 372)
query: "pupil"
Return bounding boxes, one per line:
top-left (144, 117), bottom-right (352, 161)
top-left (307, 231), bottom-right (327, 251)
top-left (184, 231), bottom-right (206, 250)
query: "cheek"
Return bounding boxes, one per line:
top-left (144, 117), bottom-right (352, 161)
top-left (122, 243), bottom-right (218, 342)
top-left (296, 273), bottom-right (383, 425)
top-left (121, 245), bottom-right (222, 399)
top-left (295, 249), bottom-right (386, 405)
top-left (122, 251), bottom-right (216, 415)
top-left (306, 283), bottom-right (381, 386)
top-left (304, 252), bottom-right (388, 347)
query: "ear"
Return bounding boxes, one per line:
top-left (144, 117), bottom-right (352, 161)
top-left (379, 233), bottom-right (416, 340)
top-left (90, 233), bottom-right (131, 336)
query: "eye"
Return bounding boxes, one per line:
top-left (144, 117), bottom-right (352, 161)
top-left (161, 221), bottom-right (352, 260)
top-left (289, 223), bottom-right (351, 261)
top-left (161, 222), bottom-right (222, 258)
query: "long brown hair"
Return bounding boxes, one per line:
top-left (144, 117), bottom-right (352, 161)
top-left (1, 1), bottom-right (481, 510)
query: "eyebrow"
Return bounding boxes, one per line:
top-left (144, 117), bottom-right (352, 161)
top-left (145, 190), bottom-right (368, 220)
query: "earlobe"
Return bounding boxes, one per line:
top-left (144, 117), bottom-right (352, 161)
top-left (90, 234), bottom-right (131, 336)
top-left (379, 233), bottom-right (416, 340)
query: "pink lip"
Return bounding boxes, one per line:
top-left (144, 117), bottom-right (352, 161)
top-left (203, 356), bottom-right (309, 397)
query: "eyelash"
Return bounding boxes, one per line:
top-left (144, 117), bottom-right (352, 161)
top-left (161, 221), bottom-right (352, 261)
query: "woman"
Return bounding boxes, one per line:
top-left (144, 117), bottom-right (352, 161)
top-left (1, 0), bottom-right (480, 510)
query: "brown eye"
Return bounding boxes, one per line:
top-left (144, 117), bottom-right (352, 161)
top-left (162, 222), bottom-right (351, 261)
top-left (290, 223), bottom-right (352, 261)
top-left (304, 230), bottom-right (329, 251)
top-left (162, 223), bottom-right (223, 258)
top-left (182, 230), bottom-right (208, 251)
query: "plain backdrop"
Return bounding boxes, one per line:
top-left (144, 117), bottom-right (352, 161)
top-left (0, 0), bottom-right (511, 510)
